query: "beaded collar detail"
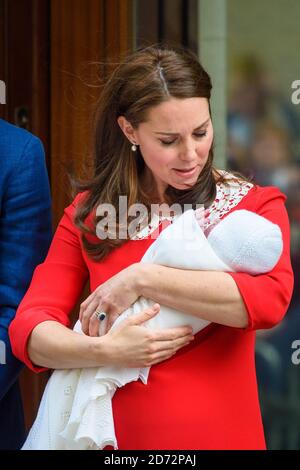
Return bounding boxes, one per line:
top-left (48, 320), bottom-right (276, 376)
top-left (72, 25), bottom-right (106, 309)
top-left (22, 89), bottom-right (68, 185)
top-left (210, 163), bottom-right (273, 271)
top-left (132, 172), bottom-right (253, 240)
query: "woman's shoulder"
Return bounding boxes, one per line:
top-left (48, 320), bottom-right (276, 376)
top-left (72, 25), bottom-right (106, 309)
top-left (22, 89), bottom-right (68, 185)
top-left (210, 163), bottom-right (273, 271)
top-left (210, 169), bottom-right (286, 222)
top-left (62, 190), bottom-right (90, 218)
top-left (58, 191), bottom-right (92, 233)
top-left (242, 184), bottom-right (287, 215)
top-left (215, 169), bottom-right (286, 201)
top-left (70, 190), bottom-right (90, 208)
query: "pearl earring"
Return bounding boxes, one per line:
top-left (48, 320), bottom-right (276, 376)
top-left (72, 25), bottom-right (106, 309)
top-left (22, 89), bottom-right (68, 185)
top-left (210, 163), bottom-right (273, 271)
top-left (131, 143), bottom-right (137, 152)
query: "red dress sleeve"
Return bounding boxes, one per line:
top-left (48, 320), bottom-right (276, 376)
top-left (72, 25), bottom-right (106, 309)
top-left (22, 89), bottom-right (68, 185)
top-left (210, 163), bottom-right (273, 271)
top-left (8, 193), bottom-right (89, 372)
top-left (228, 186), bottom-right (294, 331)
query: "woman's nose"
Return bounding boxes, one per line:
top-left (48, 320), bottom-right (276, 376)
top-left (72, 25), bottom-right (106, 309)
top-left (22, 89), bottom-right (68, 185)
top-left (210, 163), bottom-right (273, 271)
top-left (179, 144), bottom-right (198, 161)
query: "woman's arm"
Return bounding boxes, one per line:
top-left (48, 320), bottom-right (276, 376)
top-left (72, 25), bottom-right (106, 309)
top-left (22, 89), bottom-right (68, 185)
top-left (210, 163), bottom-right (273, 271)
top-left (27, 307), bottom-right (194, 369)
top-left (27, 321), bottom-right (103, 369)
top-left (138, 266), bottom-right (249, 328)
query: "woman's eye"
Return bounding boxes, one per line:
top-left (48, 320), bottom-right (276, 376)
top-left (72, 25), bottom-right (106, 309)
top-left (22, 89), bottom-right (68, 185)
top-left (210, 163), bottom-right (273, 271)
top-left (160, 132), bottom-right (207, 146)
top-left (194, 131), bottom-right (207, 138)
top-left (160, 140), bottom-right (176, 146)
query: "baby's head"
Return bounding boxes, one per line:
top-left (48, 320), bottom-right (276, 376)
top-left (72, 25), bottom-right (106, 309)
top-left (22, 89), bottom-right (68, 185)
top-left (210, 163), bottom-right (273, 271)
top-left (195, 209), bottom-right (283, 275)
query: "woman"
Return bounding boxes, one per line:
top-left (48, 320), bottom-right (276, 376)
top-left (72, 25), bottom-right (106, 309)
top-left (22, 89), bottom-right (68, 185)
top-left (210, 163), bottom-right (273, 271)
top-left (9, 45), bottom-right (294, 450)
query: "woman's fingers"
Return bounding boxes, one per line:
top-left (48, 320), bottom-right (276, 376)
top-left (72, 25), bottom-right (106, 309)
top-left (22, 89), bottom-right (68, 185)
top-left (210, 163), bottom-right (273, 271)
top-left (130, 303), bottom-right (161, 326)
top-left (144, 340), bottom-right (193, 366)
top-left (79, 293), bottom-right (95, 322)
top-left (147, 350), bottom-right (177, 366)
top-left (152, 325), bottom-right (193, 341)
top-left (88, 312), bottom-right (101, 337)
top-left (104, 314), bottom-right (120, 335)
top-left (129, 302), bottom-right (193, 346)
top-left (82, 299), bottom-right (160, 337)
top-left (151, 334), bottom-right (194, 353)
top-left (81, 298), bottom-right (100, 335)
top-left (127, 303), bottom-right (194, 365)
top-left (101, 302), bottom-right (154, 338)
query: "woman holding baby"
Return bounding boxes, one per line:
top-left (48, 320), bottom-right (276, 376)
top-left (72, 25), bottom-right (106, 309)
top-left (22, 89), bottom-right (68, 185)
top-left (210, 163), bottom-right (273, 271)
top-left (9, 46), bottom-right (293, 450)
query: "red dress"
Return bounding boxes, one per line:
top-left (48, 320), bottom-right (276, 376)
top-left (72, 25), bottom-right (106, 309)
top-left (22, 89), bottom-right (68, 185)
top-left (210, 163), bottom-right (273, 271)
top-left (9, 182), bottom-right (294, 450)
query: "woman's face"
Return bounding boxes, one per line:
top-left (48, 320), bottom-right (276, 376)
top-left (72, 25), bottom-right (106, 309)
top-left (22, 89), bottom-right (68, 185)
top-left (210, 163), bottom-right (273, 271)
top-left (119, 97), bottom-right (213, 200)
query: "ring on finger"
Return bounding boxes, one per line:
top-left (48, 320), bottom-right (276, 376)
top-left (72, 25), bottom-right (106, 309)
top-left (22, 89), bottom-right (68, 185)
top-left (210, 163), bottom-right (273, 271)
top-left (94, 310), bottom-right (107, 321)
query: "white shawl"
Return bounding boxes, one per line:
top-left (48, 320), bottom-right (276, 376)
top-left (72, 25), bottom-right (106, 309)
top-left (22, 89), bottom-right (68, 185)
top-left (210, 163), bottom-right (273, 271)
top-left (22, 209), bottom-right (282, 450)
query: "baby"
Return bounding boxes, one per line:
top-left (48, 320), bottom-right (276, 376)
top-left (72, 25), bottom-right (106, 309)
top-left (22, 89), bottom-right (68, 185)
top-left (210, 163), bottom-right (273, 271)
top-left (22, 209), bottom-right (283, 450)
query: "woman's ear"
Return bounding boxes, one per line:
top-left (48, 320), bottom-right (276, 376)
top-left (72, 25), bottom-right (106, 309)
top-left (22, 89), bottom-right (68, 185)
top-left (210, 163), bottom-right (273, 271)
top-left (117, 116), bottom-right (139, 144)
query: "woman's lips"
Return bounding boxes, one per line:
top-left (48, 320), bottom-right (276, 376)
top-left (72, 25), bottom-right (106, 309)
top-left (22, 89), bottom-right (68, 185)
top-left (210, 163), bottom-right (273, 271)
top-left (173, 165), bottom-right (198, 177)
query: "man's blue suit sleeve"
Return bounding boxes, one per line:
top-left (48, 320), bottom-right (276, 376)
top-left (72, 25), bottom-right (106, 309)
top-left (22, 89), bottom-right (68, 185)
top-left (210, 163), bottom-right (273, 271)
top-left (0, 134), bottom-right (52, 400)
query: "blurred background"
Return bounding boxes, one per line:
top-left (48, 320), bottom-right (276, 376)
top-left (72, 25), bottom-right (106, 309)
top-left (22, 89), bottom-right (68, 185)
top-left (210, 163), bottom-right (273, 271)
top-left (0, 0), bottom-right (299, 449)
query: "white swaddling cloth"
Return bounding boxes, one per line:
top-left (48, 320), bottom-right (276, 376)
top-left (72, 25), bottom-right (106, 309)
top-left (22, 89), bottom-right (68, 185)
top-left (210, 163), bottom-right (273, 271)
top-left (22, 209), bottom-right (283, 450)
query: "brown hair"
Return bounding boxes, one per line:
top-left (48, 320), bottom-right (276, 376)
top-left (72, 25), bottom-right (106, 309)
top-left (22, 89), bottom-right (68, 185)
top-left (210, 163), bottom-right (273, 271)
top-left (74, 45), bottom-right (229, 260)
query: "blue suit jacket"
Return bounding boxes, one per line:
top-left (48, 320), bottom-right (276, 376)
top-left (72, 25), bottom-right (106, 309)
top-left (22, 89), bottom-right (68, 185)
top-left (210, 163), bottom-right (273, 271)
top-left (0, 119), bottom-right (52, 449)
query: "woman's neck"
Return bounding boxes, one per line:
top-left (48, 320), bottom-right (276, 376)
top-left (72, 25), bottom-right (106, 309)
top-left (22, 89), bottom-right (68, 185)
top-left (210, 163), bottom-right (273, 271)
top-left (140, 168), bottom-right (168, 204)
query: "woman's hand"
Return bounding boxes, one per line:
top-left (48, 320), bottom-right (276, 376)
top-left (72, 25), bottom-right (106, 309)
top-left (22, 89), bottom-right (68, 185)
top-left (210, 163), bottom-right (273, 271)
top-left (99, 304), bottom-right (194, 368)
top-left (79, 263), bottom-right (141, 336)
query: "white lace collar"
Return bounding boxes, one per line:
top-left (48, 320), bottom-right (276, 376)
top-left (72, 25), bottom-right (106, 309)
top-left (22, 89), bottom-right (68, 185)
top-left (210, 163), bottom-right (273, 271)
top-left (132, 171), bottom-right (253, 240)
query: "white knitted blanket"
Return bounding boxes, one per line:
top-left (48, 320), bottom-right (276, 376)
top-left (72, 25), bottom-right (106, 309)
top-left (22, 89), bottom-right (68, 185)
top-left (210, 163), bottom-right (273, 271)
top-left (22, 209), bottom-right (282, 450)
